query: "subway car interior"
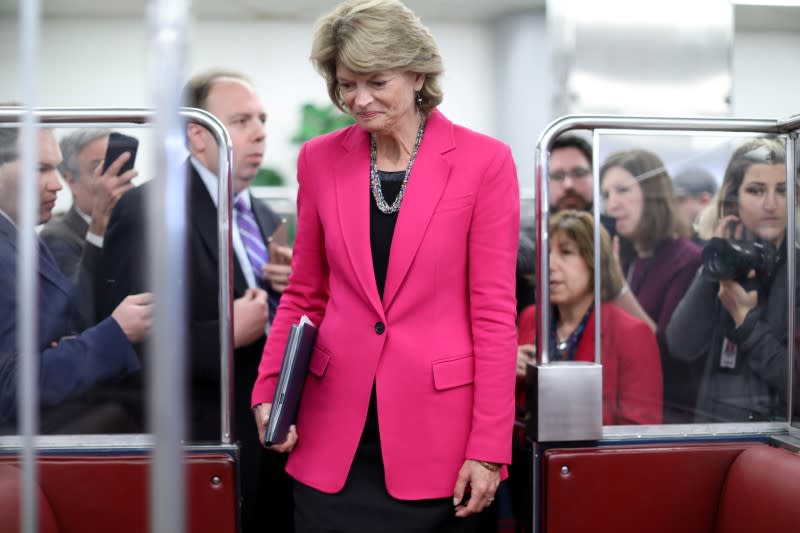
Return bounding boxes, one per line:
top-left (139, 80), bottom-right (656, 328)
top-left (2, 0), bottom-right (800, 532)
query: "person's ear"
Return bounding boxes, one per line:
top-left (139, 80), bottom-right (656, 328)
top-left (186, 122), bottom-right (208, 154)
top-left (413, 72), bottom-right (425, 92)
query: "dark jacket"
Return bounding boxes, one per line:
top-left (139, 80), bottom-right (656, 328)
top-left (97, 161), bottom-right (282, 441)
top-left (666, 244), bottom-right (799, 422)
top-left (0, 214), bottom-right (139, 426)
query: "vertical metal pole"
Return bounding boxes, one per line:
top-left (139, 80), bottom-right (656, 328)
top-left (217, 137), bottom-right (234, 444)
top-left (147, 1), bottom-right (189, 532)
top-left (535, 142), bottom-right (551, 365)
top-left (17, 0), bottom-right (40, 531)
top-left (785, 133), bottom-right (796, 427)
top-left (592, 130), bottom-right (602, 365)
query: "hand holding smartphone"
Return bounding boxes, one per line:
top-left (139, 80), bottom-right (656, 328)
top-left (102, 132), bottom-right (139, 175)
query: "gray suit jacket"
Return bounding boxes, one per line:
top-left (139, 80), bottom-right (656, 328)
top-left (40, 205), bottom-right (100, 324)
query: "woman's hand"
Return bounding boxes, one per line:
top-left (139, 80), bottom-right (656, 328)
top-left (718, 273), bottom-right (758, 327)
top-left (452, 459), bottom-right (501, 517)
top-left (714, 214), bottom-right (743, 240)
top-left (253, 402), bottom-right (298, 453)
top-left (516, 344), bottom-right (536, 377)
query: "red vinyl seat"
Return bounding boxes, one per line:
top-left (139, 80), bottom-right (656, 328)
top-left (0, 453), bottom-right (237, 533)
top-left (544, 442), bottom-right (800, 533)
top-left (0, 462), bottom-right (60, 533)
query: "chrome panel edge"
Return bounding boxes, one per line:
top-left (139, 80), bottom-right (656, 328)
top-left (601, 421), bottom-right (787, 439)
top-left (770, 433), bottom-right (800, 453)
top-left (535, 362), bottom-right (603, 442)
top-left (786, 134), bottom-right (796, 431)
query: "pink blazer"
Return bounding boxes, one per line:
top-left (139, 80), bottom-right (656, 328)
top-left (252, 110), bottom-right (520, 499)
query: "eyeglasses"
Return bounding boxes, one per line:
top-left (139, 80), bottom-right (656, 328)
top-left (550, 167), bottom-right (591, 182)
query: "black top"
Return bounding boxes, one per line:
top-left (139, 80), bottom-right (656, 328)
top-left (363, 170), bottom-right (403, 444)
top-left (370, 170), bottom-right (404, 297)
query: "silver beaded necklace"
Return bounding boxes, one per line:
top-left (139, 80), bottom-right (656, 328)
top-left (370, 117), bottom-right (426, 215)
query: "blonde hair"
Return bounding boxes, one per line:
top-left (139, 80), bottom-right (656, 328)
top-left (310, 0), bottom-right (444, 116)
top-left (550, 210), bottom-right (624, 301)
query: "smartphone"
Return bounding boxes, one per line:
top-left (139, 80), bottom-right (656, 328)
top-left (267, 219), bottom-right (291, 265)
top-left (102, 132), bottom-right (139, 175)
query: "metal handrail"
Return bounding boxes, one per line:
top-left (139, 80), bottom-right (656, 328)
top-left (535, 115), bottom-right (783, 365)
top-left (0, 107), bottom-right (235, 445)
top-left (533, 113), bottom-right (799, 533)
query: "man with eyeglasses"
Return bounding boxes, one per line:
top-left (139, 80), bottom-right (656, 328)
top-left (549, 135), bottom-right (594, 213)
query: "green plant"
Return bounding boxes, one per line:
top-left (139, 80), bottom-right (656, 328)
top-left (251, 166), bottom-right (285, 186)
top-left (291, 103), bottom-right (355, 144)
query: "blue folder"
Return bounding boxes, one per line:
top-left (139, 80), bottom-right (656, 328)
top-left (263, 315), bottom-right (317, 447)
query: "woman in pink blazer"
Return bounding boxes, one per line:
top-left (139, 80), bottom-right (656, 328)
top-left (251, 1), bottom-right (519, 531)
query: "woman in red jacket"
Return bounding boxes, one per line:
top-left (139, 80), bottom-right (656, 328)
top-left (517, 210), bottom-right (663, 425)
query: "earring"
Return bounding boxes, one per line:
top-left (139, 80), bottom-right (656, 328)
top-left (416, 92), bottom-right (423, 106)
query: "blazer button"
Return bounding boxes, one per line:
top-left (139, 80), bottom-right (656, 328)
top-left (374, 322), bottom-right (385, 335)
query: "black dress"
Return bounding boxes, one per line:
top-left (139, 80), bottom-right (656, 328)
top-left (293, 171), bottom-right (478, 533)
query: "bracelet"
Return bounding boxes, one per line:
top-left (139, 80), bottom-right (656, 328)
top-left (477, 460), bottom-right (501, 472)
top-left (618, 284), bottom-right (629, 297)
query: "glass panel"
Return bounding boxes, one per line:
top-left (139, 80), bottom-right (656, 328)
top-left (595, 131), bottom-right (793, 425)
top-left (0, 123), bottom-right (157, 436)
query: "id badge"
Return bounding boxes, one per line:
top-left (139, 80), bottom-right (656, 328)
top-left (720, 338), bottom-right (737, 369)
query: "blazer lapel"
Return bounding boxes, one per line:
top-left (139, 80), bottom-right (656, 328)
top-left (381, 110), bottom-right (455, 311)
top-left (0, 216), bottom-right (74, 299)
top-left (335, 126), bottom-right (384, 318)
top-left (64, 205), bottom-right (89, 244)
top-left (189, 165), bottom-right (248, 295)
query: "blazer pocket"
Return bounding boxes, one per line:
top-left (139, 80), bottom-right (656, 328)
top-left (432, 354), bottom-right (474, 391)
top-left (308, 344), bottom-right (331, 377)
top-left (436, 194), bottom-right (474, 214)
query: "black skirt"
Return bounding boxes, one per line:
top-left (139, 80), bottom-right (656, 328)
top-left (293, 388), bottom-right (478, 533)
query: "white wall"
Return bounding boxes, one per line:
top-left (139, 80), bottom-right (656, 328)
top-left (0, 16), bottom-right (493, 185)
top-left (732, 30), bottom-right (800, 119)
top-left (2, 14), bottom-right (799, 213)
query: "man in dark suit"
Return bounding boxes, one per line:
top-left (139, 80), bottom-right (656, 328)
top-left (97, 70), bottom-right (293, 532)
top-left (40, 129), bottom-right (137, 323)
top-left (0, 126), bottom-right (152, 432)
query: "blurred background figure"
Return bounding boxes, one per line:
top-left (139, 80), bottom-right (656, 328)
top-left (667, 137), bottom-right (797, 423)
top-left (0, 125), bottom-right (152, 434)
top-left (672, 166), bottom-right (718, 245)
top-left (40, 129), bottom-right (136, 323)
top-left (97, 70), bottom-right (294, 533)
top-left (599, 149), bottom-right (702, 423)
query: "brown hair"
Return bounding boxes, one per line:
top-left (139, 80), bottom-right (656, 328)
top-left (549, 210), bottom-right (624, 301)
top-left (310, 0), bottom-right (444, 116)
top-left (182, 69), bottom-right (252, 111)
top-left (600, 149), bottom-right (689, 253)
top-left (717, 137), bottom-right (786, 218)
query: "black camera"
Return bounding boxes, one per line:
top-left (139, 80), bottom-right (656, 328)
top-left (702, 237), bottom-right (778, 283)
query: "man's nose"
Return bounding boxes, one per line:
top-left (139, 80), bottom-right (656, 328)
top-left (46, 171), bottom-right (62, 192)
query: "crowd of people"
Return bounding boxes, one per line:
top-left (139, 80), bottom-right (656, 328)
top-left (0, 0), bottom-right (796, 532)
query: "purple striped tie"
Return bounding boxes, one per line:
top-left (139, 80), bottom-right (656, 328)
top-left (234, 197), bottom-right (269, 286)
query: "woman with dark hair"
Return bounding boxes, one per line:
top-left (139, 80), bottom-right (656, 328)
top-left (667, 138), bottom-right (797, 422)
top-left (517, 210), bottom-right (662, 426)
top-left (600, 149), bottom-right (702, 422)
top-left (251, 1), bottom-right (519, 531)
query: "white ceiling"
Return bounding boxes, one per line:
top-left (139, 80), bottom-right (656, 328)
top-left (0, 0), bottom-right (545, 22)
top-left (1, 1), bottom-right (797, 29)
